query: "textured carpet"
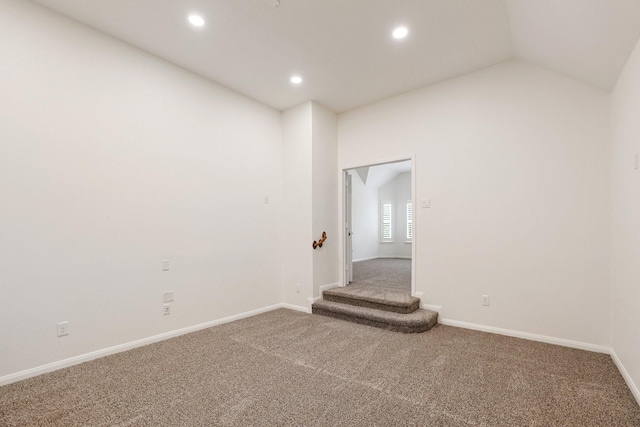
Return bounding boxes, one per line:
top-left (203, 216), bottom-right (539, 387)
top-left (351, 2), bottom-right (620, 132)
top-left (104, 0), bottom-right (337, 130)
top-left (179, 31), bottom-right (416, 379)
top-left (1, 309), bottom-right (639, 426)
top-left (323, 283), bottom-right (420, 313)
top-left (316, 273), bottom-right (434, 333)
top-left (352, 258), bottom-right (411, 291)
top-left (312, 299), bottom-right (438, 333)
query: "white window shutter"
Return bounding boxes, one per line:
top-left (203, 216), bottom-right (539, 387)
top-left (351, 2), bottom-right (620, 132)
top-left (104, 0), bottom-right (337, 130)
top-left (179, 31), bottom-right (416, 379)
top-left (381, 202), bottom-right (392, 241)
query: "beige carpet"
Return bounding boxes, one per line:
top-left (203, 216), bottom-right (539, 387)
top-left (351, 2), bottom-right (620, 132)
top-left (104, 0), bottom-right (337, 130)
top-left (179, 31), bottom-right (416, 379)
top-left (1, 309), bottom-right (639, 426)
top-left (323, 283), bottom-right (420, 313)
top-left (352, 258), bottom-right (411, 291)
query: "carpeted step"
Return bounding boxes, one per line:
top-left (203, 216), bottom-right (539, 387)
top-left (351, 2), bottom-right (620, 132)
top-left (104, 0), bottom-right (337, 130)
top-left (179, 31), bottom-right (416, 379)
top-left (322, 284), bottom-right (420, 314)
top-left (312, 300), bottom-right (438, 333)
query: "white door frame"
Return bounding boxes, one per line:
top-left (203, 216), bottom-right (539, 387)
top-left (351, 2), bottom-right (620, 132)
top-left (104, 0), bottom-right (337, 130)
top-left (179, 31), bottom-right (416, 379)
top-left (339, 155), bottom-right (417, 296)
top-left (345, 172), bottom-right (354, 285)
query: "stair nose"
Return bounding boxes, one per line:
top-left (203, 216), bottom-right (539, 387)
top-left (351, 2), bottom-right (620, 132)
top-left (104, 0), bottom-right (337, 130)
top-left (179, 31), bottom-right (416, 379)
top-left (322, 285), bottom-right (420, 314)
top-left (312, 300), bottom-right (438, 334)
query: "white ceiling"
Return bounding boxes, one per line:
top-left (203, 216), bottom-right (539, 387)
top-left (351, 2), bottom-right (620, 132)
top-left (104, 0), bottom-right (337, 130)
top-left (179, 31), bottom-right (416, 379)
top-left (30, 0), bottom-right (640, 113)
top-left (351, 161), bottom-right (412, 190)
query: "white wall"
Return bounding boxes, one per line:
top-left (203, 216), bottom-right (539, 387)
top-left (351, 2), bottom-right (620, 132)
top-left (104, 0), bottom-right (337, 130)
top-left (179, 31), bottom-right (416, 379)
top-left (311, 103), bottom-right (339, 294)
top-left (339, 60), bottom-right (611, 346)
top-left (351, 171), bottom-right (379, 261)
top-left (378, 172), bottom-right (412, 259)
top-left (351, 167), bottom-right (412, 261)
top-left (0, 0), bottom-right (283, 379)
top-left (610, 37), bottom-right (640, 400)
top-left (282, 101), bottom-right (339, 301)
top-left (281, 102), bottom-right (313, 305)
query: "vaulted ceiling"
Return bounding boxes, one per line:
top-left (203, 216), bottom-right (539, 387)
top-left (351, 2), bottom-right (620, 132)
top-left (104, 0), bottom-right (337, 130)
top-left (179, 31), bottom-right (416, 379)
top-left (30, 0), bottom-right (640, 112)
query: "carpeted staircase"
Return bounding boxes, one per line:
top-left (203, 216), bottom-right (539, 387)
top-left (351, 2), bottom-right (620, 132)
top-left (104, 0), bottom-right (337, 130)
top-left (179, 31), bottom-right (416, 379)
top-left (312, 284), bottom-right (438, 333)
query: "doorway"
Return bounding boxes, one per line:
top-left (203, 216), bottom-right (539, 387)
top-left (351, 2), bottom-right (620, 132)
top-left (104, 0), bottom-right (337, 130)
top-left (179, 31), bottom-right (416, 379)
top-left (343, 158), bottom-right (416, 295)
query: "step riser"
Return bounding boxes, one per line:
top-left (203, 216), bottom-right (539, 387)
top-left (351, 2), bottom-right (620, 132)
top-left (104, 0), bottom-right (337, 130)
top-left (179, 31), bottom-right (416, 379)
top-left (312, 298), bottom-right (438, 334)
top-left (323, 294), bottom-right (419, 314)
top-left (312, 307), bottom-right (434, 334)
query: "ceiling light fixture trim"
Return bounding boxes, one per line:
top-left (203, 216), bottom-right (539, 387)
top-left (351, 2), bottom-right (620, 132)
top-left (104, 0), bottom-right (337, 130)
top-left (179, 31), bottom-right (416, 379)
top-left (188, 14), bottom-right (205, 27)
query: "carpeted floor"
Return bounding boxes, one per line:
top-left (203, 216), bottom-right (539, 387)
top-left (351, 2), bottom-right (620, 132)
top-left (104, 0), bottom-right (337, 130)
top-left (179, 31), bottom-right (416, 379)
top-left (1, 309), bottom-right (638, 426)
top-left (352, 258), bottom-right (411, 291)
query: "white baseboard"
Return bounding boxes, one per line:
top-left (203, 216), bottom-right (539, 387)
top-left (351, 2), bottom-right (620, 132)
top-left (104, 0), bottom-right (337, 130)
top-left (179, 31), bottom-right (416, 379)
top-left (440, 318), bottom-right (640, 404)
top-left (0, 303), bottom-right (297, 387)
top-left (352, 256), bottom-right (378, 262)
top-left (352, 256), bottom-right (412, 262)
top-left (423, 304), bottom-right (443, 313)
top-left (309, 283), bottom-right (341, 305)
top-left (5, 304), bottom-right (636, 409)
top-left (412, 292), bottom-right (442, 313)
top-left (439, 318), bottom-right (611, 354)
top-left (610, 348), bottom-right (640, 406)
top-left (319, 282), bottom-right (341, 293)
top-left (281, 303), bottom-right (311, 314)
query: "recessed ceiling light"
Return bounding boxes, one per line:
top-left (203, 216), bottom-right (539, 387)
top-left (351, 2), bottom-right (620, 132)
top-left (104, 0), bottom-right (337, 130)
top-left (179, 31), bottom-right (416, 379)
top-left (188, 15), bottom-right (205, 27)
top-left (392, 26), bottom-right (409, 39)
top-left (290, 75), bottom-right (303, 85)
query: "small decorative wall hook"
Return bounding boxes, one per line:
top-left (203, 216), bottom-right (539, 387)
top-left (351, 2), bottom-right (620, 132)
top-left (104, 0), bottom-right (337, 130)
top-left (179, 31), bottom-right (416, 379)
top-left (312, 231), bottom-right (327, 249)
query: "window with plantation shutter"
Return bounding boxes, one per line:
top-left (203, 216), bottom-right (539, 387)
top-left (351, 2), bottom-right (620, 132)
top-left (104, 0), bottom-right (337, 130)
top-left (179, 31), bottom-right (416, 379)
top-left (406, 201), bottom-right (413, 241)
top-left (380, 201), bottom-right (392, 242)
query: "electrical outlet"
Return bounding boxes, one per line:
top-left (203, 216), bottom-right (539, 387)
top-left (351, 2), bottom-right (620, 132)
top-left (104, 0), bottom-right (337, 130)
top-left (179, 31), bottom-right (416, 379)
top-left (57, 321), bottom-right (69, 337)
top-left (482, 295), bottom-right (490, 306)
top-left (163, 304), bottom-right (171, 315)
top-left (296, 284), bottom-right (301, 293)
top-left (163, 291), bottom-right (174, 303)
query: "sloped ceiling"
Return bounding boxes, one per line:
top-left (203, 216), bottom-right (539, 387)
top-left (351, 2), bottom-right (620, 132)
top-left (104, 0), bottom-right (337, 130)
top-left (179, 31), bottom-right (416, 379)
top-left (507, 0), bottom-right (640, 90)
top-left (352, 161), bottom-right (412, 190)
top-left (28, 0), bottom-right (640, 112)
